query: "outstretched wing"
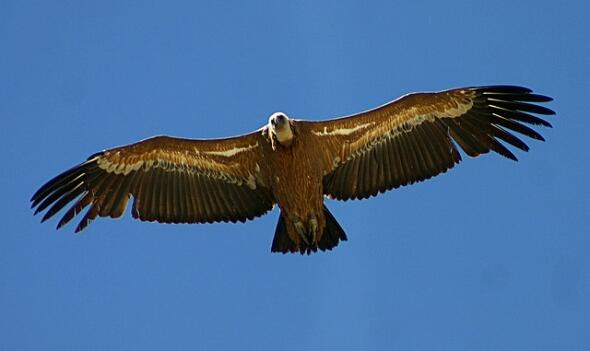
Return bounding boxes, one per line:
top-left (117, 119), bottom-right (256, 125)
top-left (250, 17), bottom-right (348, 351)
top-left (305, 85), bottom-right (554, 200)
top-left (31, 132), bottom-right (274, 232)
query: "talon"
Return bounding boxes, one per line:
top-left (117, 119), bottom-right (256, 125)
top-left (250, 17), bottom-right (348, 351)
top-left (293, 220), bottom-right (309, 245)
top-left (309, 217), bottom-right (318, 243)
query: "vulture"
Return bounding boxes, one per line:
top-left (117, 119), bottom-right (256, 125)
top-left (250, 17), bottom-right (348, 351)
top-left (31, 85), bottom-right (555, 254)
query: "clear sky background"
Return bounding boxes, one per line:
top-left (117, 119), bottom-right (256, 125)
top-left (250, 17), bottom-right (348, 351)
top-left (1, 1), bottom-right (589, 350)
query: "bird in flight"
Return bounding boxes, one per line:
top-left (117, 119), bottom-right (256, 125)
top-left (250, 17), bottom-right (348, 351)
top-left (31, 85), bottom-right (554, 254)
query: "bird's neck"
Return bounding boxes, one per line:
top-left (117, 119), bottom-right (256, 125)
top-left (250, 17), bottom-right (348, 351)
top-left (275, 125), bottom-right (294, 147)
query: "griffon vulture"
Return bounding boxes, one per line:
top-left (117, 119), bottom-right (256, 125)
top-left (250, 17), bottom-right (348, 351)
top-left (31, 85), bottom-right (555, 254)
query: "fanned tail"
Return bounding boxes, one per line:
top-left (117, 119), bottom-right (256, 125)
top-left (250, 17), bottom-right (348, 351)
top-left (271, 205), bottom-right (347, 254)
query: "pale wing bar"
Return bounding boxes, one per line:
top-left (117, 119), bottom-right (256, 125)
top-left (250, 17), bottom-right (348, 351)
top-left (323, 86), bottom-right (554, 200)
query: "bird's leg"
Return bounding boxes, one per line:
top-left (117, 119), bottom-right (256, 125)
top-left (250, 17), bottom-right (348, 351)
top-left (293, 219), bottom-right (309, 245)
top-left (292, 215), bottom-right (319, 251)
top-left (308, 216), bottom-right (318, 244)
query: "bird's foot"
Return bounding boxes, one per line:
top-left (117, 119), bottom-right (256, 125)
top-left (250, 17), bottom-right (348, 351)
top-left (293, 220), bottom-right (310, 245)
top-left (309, 217), bottom-right (318, 244)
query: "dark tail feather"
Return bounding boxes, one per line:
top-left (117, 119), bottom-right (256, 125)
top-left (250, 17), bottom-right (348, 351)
top-left (271, 205), bottom-right (348, 254)
top-left (271, 213), bottom-right (293, 254)
top-left (318, 206), bottom-right (348, 252)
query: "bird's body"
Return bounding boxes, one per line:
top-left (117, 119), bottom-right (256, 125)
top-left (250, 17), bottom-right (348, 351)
top-left (31, 85), bottom-right (555, 254)
top-left (264, 125), bottom-right (329, 250)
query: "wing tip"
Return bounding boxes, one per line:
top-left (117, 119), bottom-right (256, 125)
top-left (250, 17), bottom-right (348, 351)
top-left (475, 85), bottom-right (533, 94)
top-left (540, 120), bottom-right (553, 128)
top-left (506, 154), bottom-right (519, 162)
top-left (478, 85), bottom-right (555, 108)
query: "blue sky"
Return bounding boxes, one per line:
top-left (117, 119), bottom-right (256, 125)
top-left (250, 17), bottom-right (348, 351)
top-left (1, 0), bottom-right (589, 350)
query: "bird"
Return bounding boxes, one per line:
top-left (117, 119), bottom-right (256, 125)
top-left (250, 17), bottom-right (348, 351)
top-left (31, 85), bottom-right (555, 254)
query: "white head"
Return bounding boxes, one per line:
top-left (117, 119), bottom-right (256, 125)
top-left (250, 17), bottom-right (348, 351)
top-left (268, 112), bottom-right (293, 147)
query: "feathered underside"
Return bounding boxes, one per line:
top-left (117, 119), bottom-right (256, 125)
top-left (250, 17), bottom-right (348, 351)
top-left (305, 85), bottom-right (555, 200)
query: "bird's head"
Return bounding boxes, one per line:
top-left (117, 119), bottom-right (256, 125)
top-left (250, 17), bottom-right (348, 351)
top-left (268, 112), bottom-right (293, 147)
